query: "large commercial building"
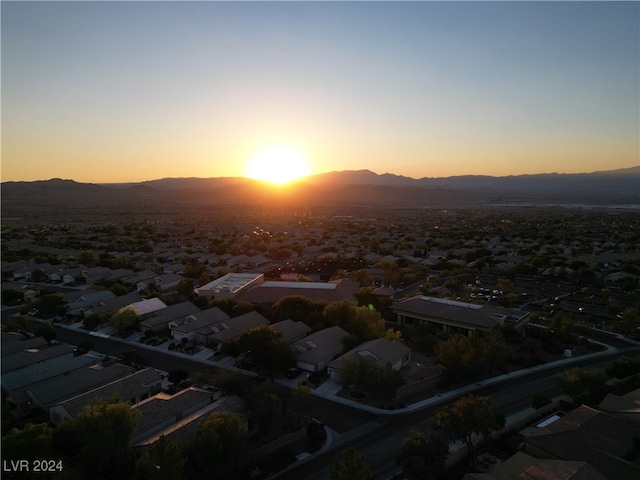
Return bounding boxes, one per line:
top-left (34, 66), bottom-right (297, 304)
top-left (392, 296), bottom-right (529, 337)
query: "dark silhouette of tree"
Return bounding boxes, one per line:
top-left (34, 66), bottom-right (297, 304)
top-left (192, 411), bottom-right (247, 477)
top-left (396, 430), bottom-right (449, 480)
top-left (237, 324), bottom-right (294, 371)
top-left (38, 293), bottom-right (68, 317)
top-left (557, 367), bottom-right (607, 401)
top-left (329, 446), bottom-right (375, 480)
top-left (135, 435), bottom-right (186, 480)
top-left (168, 368), bottom-right (189, 386)
top-left (272, 295), bottom-right (326, 323)
top-left (290, 380), bottom-right (312, 429)
top-left (435, 394), bottom-right (505, 456)
top-left (35, 322), bottom-right (57, 343)
top-left (2, 422), bottom-right (53, 463)
top-left (2, 288), bottom-right (24, 306)
top-left (434, 334), bottom-right (484, 381)
top-left (74, 396), bottom-right (141, 476)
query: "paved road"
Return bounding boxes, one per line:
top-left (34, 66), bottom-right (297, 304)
top-left (53, 322), bottom-right (640, 479)
top-left (271, 347), bottom-right (640, 480)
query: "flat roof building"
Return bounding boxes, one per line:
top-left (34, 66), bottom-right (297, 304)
top-left (195, 273), bottom-right (264, 299)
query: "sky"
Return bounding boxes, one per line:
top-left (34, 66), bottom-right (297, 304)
top-left (2, 1), bottom-right (639, 183)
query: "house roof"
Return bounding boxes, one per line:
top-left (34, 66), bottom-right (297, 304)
top-left (207, 310), bottom-right (269, 343)
top-left (491, 452), bottom-right (607, 480)
top-left (525, 405), bottom-right (640, 479)
top-left (50, 367), bottom-right (162, 421)
top-left (133, 394), bottom-right (245, 448)
top-left (328, 338), bottom-right (410, 371)
top-left (1, 332), bottom-right (49, 357)
top-left (270, 319), bottom-right (312, 343)
top-left (233, 279), bottom-right (360, 304)
top-left (85, 292), bottom-right (143, 317)
top-left (170, 306), bottom-right (230, 334)
top-left (2, 353), bottom-right (96, 392)
top-left (291, 326), bottom-right (348, 367)
top-left (2, 343), bottom-right (75, 374)
top-left (27, 362), bottom-right (136, 409)
top-left (128, 297), bottom-right (169, 317)
top-left (140, 301), bottom-right (199, 328)
top-left (392, 296), bottom-right (528, 330)
top-left (132, 387), bottom-right (213, 442)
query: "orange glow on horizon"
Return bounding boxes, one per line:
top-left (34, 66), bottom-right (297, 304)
top-left (244, 144), bottom-right (313, 185)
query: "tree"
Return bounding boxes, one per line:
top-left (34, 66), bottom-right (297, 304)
top-left (557, 367), bottom-right (607, 400)
top-left (238, 325), bottom-right (294, 371)
top-left (135, 435), bottom-right (186, 480)
top-left (231, 300), bottom-right (255, 317)
top-left (176, 278), bottom-right (195, 299)
top-left (396, 431), bottom-right (449, 480)
top-left (192, 411), bottom-right (247, 476)
top-left (109, 306), bottom-right (138, 333)
top-left (290, 380), bottom-right (312, 429)
top-left (168, 368), bottom-right (189, 386)
top-left (35, 322), bottom-right (57, 343)
top-left (323, 300), bottom-right (356, 328)
top-left (272, 295), bottom-right (326, 323)
top-left (2, 288), bottom-right (24, 306)
top-left (38, 293), bottom-right (68, 317)
top-left (435, 395), bottom-right (505, 456)
top-left (2, 423), bottom-right (53, 463)
top-left (614, 308), bottom-right (639, 336)
top-left (434, 334), bottom-right (484, 381)
top-left (329, 446), bottom-right (375, 480)
top-left (482, 330), bottom-right (509, 373)
top-left (75, 396), bottom-right (141, 476)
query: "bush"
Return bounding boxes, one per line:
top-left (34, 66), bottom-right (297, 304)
top-left (532, 394), bottom-right (552, 409)
top-left (168, 342), bottom-right (176, 351)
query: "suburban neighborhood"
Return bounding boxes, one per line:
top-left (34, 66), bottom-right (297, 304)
top-left (2, 205), bottom-right (640, 479)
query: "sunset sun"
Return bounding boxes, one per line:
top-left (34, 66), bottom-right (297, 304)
top-left (244, 144), bottom-right (312, 184)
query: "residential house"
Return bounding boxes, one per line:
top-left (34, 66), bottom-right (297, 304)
top-left (327, 338), bottom-right (411, 381)
top-left (392, 296), bottom-right (530, 337)
top-left (291, 326), bottom-right (349, 373)
top-left (138, 301), bottom-right (200, 333)
top-left (270, 319), bottom-right (311, 344)
top-left (133, 394), bottom-right (246, 452)
top-left (169, 306), bottom-right (230, 343)
top-left (2, 342), bottom-right (75, 374)
top-left (466, 451), bottom-right (607, 480)
top-left (598, 389), bottom-right (640, 425)
top-left (130, 387), bottom-right (214, 445)
top-left (83, 292), bottom-right (143, 319)
top-left (1, 332), bottom-right (49, 358)
top-left (67, 290), bottom-right (116, 317)
top-left (81, 266), bottom-right (111, 285)
top-left (1, 350), bottom-right (130, 418)
top-left (121, 269), bottom-right (158, 292)
top-left (204, 311), bottom-right (270, 350)
top-left (126, 297), bottom-right (168, 321)
top-left (49, 367), bottom-right (163, 424)
top-left (522, 404), bottom-right (640, 479)
top-left (154, 273), bottom-right (183, 292)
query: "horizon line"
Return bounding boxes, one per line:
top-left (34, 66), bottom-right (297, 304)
top-left (2, 165), bottom-right (638, 185)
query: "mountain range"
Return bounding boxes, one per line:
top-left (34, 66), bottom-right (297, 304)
top-left (2, 167), bottom-right (638, 209)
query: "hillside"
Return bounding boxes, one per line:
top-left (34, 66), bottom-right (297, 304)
top-left (2, 167), bottom-right (638, 210)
